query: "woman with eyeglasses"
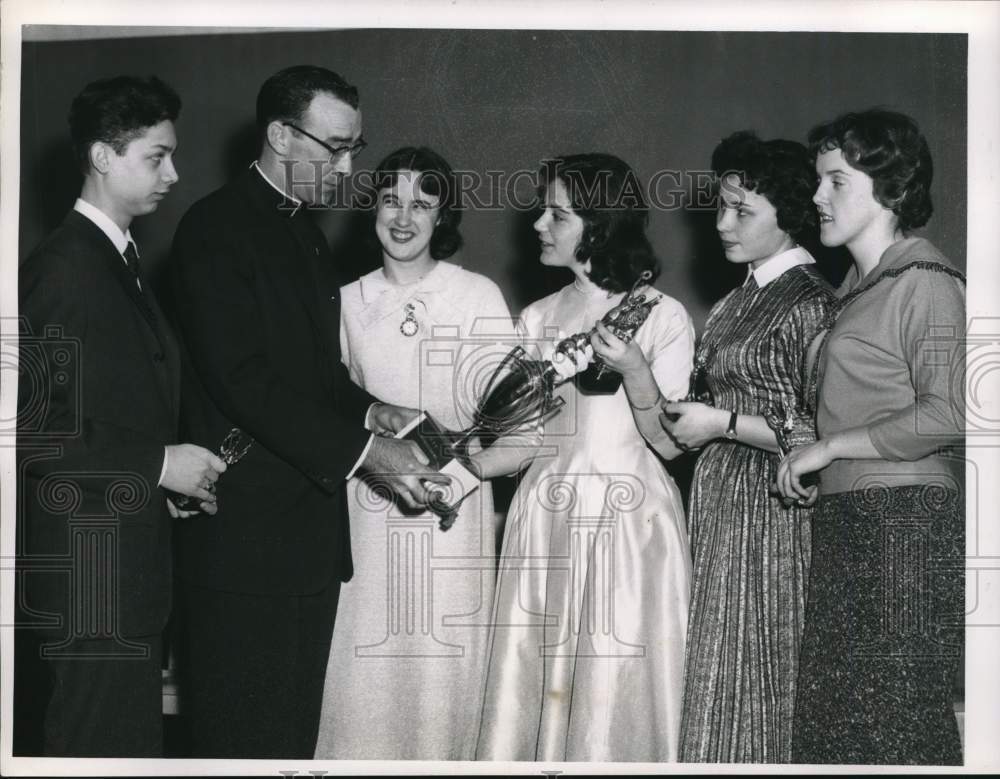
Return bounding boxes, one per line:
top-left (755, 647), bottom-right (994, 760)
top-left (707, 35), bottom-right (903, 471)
top-left (776, 109), bottom-right (965, 765)
top-left (475, 153), bottom-right (695, 762)
top-left (312, 146), bottom-right (542, 760)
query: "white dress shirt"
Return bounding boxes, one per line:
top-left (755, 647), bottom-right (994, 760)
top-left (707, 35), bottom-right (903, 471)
top-left (74, 197), bottom-right (135, 257)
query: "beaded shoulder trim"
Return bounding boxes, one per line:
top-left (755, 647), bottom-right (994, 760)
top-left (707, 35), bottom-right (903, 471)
top-left (807, 259), bottom-right (966, 409)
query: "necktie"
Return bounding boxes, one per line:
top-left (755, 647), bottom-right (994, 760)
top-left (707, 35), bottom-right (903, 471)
top-left (123, 241), bottom-right (143, 291)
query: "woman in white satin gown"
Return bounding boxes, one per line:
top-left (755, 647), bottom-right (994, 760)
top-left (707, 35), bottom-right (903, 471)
top-left (476, 153), bottom-right (694, 762)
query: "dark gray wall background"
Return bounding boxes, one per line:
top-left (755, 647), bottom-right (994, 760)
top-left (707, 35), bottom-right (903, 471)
top-left (19, 29), bottom-right (967, 328)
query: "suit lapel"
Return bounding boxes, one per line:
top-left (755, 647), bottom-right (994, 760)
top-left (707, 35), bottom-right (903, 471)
top-left (141, 283), bottom-right (181, 421)
top-left (66, 212), bottom-right (179, 419)
top-left (109, 254), bottom-right (178, 420)
top-left (102, 238), bottom-right (162, 334)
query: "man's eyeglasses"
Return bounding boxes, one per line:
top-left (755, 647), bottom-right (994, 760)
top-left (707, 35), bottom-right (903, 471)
top-left (282, 122), bottom-right (367, 162)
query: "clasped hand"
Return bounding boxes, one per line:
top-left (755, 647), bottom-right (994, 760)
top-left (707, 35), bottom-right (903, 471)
top-left (368, 402), bottom-right (420, 436)
top-left (775, 440), bottom-right (832, 507)
top-left (363, 403), bottom-right (452, 510)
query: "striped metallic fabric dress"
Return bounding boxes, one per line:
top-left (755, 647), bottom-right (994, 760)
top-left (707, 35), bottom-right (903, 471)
top-left (678, 263), bottom-right (835, 763)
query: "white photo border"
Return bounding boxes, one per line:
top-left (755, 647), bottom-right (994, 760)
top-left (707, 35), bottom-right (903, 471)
top-left (2, 0), bottom-right (998, 775)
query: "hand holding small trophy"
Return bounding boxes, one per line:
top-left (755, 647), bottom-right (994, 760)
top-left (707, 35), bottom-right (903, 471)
top-left (167, 427), bottom-right (253, 512)
top-left (686, 342), bottom-right (717, 405)
top-left (656, 341), bottom-right (716, 434)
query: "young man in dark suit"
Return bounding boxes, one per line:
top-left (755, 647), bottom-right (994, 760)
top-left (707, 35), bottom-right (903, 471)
top-left (15, 75), bottom-right (226, 757)
top-left (170, 65), bottom-right (446, 758)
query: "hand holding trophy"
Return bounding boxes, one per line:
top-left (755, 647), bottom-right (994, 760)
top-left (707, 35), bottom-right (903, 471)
top-left (166, 427), bottom-right (253, 512)
top-left (686, 342), bottom-right (716, 405)
top-left (406, 270), bottom-right (661, 530)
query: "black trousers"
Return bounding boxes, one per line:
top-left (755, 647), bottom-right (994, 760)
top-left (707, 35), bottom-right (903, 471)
top-left (175, 578), bottom-right (341, 758)
top-left (14, 632), bottom-right (163, 757)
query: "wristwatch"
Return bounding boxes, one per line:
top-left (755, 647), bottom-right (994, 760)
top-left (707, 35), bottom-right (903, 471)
top-left (724, 410), bottom-right (738, 439)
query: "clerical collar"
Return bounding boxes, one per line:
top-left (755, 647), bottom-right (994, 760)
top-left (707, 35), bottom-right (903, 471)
top-left (250, 160), bottom-right (303, 216)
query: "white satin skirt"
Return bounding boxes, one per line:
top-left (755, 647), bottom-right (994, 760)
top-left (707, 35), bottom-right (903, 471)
top-left (475, 443), bottom-right (691, 762)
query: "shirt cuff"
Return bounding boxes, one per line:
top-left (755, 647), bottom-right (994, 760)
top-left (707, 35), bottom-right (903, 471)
top-left (363, 402), bottom-right (380, 431)
top-left (346, 433), bottom-right (375, 481)
top-left (157, 447), bottom-right (169, 487)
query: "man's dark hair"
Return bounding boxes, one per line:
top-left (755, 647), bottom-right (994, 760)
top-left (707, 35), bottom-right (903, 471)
top-left (68, 75), bottom-right (181, 174)
top-left (256, 65), bottom-right (359, 146)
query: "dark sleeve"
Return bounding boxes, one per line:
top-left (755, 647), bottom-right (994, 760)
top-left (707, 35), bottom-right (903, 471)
top-left (765, 285), bottom-right (835, 450)
top-left (19, 252), bottom-right (164, 489)
top-left (782, 286), bottom-right (835, 403)
top-left (172, 211), bottom-right (375, 492)
top-left (331, 350), bottom-right (379, 428)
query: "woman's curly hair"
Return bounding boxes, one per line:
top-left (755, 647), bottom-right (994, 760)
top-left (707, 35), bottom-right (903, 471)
top-left (808, 108), bottom-right (933, 232)
top-left (711, 130), bottom-right (817, 242)
top-left (539, 153), bottom-right (659, 293)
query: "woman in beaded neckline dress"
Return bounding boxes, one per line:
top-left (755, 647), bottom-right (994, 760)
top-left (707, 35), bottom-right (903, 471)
top-left (658, 131), bottom-right (836, 763)
top-left (777, 109), bottom-right (965, 766)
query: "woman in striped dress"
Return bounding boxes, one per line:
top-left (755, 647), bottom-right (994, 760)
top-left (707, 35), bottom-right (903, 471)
top-left (658, 132), bottom-right (836, 762)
